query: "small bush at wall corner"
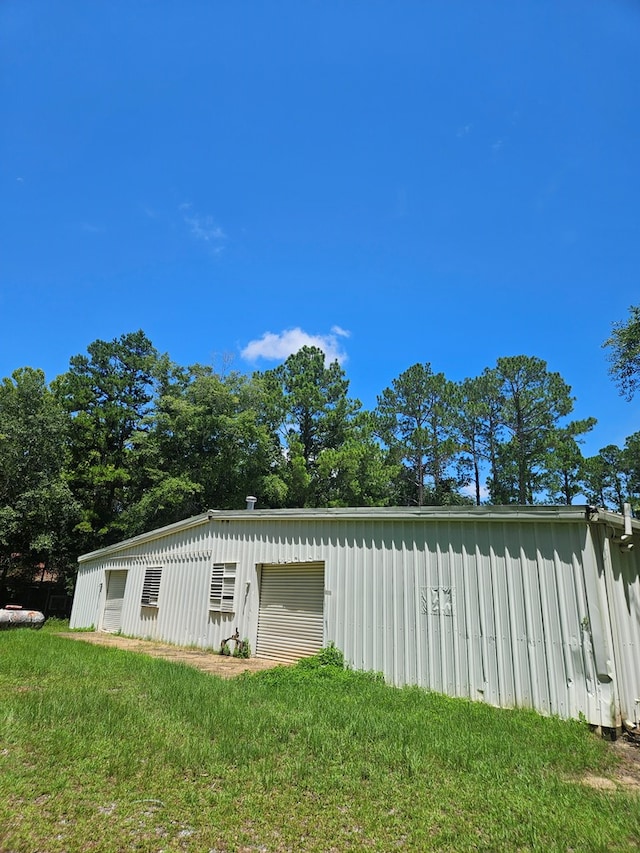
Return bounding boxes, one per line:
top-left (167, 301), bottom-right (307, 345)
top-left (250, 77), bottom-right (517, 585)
top-left (319, 643), bottom-right (345, 667)
top-left (295, 644), bottom-right (384, 684)
top-left (306, 643), bottom-right (345, 669)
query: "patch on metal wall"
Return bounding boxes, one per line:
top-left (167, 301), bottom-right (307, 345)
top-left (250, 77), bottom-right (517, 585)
top-left (421, 587), bottom-right (453, 616)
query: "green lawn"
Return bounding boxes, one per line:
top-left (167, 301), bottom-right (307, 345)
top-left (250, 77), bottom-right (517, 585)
top-left (1, 626), bottom-right (638, 852)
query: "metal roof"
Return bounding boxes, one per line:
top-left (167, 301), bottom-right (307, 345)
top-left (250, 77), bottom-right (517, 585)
top-left (77, 504), bottom-right (639, 563)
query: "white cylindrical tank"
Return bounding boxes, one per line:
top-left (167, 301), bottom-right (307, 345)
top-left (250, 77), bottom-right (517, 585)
top-left (0, 606), bottom-right (45, 629)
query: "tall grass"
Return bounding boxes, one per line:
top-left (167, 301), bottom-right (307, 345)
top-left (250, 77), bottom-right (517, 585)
top-left (1, 629), bottom-right (638, 852)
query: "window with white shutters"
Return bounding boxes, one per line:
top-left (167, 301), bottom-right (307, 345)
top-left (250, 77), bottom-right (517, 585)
top-left (209, 563), bottom-right (236, 612)
top-left (141, 567), bottom-right (162, 607)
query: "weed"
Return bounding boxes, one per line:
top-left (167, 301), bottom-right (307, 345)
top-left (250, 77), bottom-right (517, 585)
top-left (41, 618), bottom-right (72, 633)
top-left (315, 642), bottom-right (345, 668)
top-left (232, 638), bottom-right (251, 658)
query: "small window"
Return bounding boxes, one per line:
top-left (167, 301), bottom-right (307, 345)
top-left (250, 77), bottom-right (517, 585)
top-left (141, 567), bottom-right (162, 607)
top-left (209, 563), bottom-right (236, 612)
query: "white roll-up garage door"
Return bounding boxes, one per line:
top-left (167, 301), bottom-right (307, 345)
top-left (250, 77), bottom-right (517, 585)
top-left (102, 570), bottom-right (127, 632)
top-left (256, 562), bottom-right (325, 661)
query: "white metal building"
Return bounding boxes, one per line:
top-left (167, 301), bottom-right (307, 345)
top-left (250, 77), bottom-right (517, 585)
top-left (70, 505), bottom-right (640, 731)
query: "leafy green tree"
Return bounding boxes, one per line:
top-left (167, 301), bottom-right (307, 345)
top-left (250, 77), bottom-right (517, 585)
top-left (622, 432), bottom-right (640, 512)
top-left (486, 439), bottom-right (544, 505)
top-left (116, 474), bottom-right (204, 536)
top-left (580, 453), bottom-right (611, 508)
top-left (604, 304), bottom-right (640, 400)
top-left (147, 364), bottom-right (282, 514)
top-left (493, 356), bottom-right (574, 504)
top-left (0, 368), bottom-right (79, 599)
top-left (458, 372), bottom-right (503, 505)
top-left (458, 378), bottom-right (485, 506)
top-left (260, 347), bottom-right (360, 506)
top-left (376, 363), bottom-right (462, 506)
top-left (601, 444), bottom-right (632, 512)
top-left (541, 418), bottom-right (596, 505)
top-left (53, 330), bottom-right (162, 547)
top-left (279, 435), bottom-right (312, 507)
top-left (315, 414), bottom-right (400, 506)
top-left (581, 444), bottom-right (632, 512)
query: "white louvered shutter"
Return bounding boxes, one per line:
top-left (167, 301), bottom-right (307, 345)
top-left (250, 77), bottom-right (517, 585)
top-left (141, 567), bottom-right (162, 607)
top-left (210, 563), bottom-right (236, 612)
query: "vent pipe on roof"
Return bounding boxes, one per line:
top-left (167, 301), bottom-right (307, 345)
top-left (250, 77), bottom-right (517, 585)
top-left (246, 496), bottom-right (257, 511)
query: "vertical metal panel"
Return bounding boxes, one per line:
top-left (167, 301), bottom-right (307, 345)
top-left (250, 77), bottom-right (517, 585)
top-left (70, 560), bottom-right (105, 630)
top-left (579, 524), bottom-right (619, 726)
top-left (597, 526), bottom-right (640, 728)
top-left (476, 523), bottom-right (500, 706)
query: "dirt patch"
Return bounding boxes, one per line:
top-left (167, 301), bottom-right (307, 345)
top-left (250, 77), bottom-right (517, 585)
top-left (581, 774), bottom-right (618, 791)
top-left (608, 736), bottom-right (640, 792)
top-left (573, 736), bottom-right (640, 794)
top-left (56, 632), bottom-right (285, 678)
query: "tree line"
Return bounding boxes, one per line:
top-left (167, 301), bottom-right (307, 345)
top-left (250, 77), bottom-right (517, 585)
top-left (1, 305), bottom-right (639, 592)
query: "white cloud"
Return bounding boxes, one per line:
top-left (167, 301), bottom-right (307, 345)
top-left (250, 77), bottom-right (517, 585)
top-left (179, 203), bottom-right (226, 252)
top-left (241, 327), bottom-right (350, 365)
top-left (330, 325), bottom-right (350, 339)
top-left (461, 482), bottom-right (490, 501)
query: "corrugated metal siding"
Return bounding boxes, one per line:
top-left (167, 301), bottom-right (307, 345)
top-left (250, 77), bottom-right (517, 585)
top-left (70, 509), bottom-right (638, 728)
top-left (197, 514), bottom-right (613, 725)
top-left (72, 524), bottom-right (218, 646)
top-left (256, 562), bottom-right (324, 660)
top-left (69, 559), bottom-right (105, 630)
top-left (595, 526), bottom-right (640, 728)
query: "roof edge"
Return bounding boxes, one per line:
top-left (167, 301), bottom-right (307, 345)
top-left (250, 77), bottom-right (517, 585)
top-left (75, 504), bottom-right (635, 564)
top-left (77, 512), bottom-right (212, 563)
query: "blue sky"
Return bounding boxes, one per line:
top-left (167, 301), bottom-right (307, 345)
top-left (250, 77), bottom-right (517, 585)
top-left (1, 1), bottom-right (639, 457)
